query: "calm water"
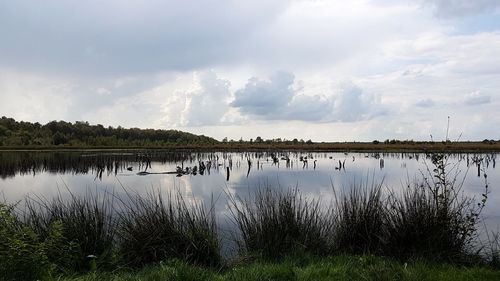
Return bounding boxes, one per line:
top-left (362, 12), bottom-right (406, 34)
top-left (1, 150), bottom-right (499, 238)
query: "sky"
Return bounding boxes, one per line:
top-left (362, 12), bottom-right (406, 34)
top-left (1, 0), bottom-right (499, 142)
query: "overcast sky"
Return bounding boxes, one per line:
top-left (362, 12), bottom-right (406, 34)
top-left (1, 0), bottom-right (499, 141)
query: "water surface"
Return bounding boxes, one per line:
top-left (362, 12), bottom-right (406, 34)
top-left (1, 150), bottom-right (498, 239)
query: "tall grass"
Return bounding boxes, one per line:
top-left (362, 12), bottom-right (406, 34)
top-left (481, 228), bottom-right (500, 268)
top-left (385, 183), bottom-right (472, 262)
top-left (23, 189), bottom-right (117, 272)
top-left (228, 188), bottom-right (333, 260)
top-left (332, 180), bottom-right (386, 255)
top-left (228, 154), bottom-right (490, 263)
top-left (117, 190), bottom-right (221, 268)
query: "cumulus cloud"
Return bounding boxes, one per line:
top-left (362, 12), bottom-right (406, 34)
top-left (464, 91), bottom-right (491, 106)
top-left (231, 72), bottom-right (383, 123)
top-left (331, 82), bottom-right (384, 122)
top-left (161, 71), bottom-right (231, 127)
top-left (231, 71), bottom-right (296, 116)
top-left (415, 98), bottom-right (435, 107)
top-left (285, 94), bottom-right (334, 121)
top-left (180, 71), bottom-right (231, 126)
top-left (420, 0), bottom-right (500, 17)
top-left (80, 71), bottom-right (231, 128)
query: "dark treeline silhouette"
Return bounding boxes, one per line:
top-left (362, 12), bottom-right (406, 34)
top-left (2, 116), bottom-right (500, 152)
top-left (0, 116), bottom-right (217, 147)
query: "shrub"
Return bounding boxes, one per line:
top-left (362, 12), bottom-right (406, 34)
top-left (0, 203), bottom-right (52, 281)
top-left (385, 154), bottom-right (488, 262)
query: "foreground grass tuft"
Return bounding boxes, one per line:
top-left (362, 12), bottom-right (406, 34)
top-left (229, 188), bottom-right (333, 260)
top-left (118, 191), bottom-right (221, 268)
top-left (332, 180), bottom-right (386, 255)
top-left (24, 190), bottom-right (117, 272)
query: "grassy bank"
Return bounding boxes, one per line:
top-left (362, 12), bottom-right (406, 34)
top-left (62, 256), bottom-right (500, 281)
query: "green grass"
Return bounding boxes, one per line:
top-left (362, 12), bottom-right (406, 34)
top-left (61, 256), bottom-right (500, 281)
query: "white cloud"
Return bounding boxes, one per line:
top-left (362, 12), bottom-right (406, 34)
top-left (231, 72), bottom-right (384, 123)
top-left (0, 69), bottom-right (72, 122)
top-left (84, 71), bottom-right (232, 128)
top-left (177, 71), bottom-right (231, 126)
top-left (415, 98), bottom-right (435, 107)
top-left (420, 0), bottom-right (500, 17)
top-left (464, 91), bottom-right (492, 106)
top-left (231, 71), bottom-right (297, 117)
top-left (331, 82), bottom-right (385, 122)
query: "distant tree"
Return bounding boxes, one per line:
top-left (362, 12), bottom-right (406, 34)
top-left (0, 116), bottom-right (219, 147)
top-left (222, 137), bottom-right (228, 143)
top-left (53, 132), bottom-right (68, 145)
top-left (255, 136), bottom-right (263, 143)
top-left (0, 125), bottom-right (9, 137)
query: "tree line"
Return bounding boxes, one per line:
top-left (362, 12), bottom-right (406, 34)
top-left (0, 116), bottom-right (217, 147)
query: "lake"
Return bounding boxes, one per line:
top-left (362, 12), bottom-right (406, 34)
top-left (1, 150), bottom-right (499, 243)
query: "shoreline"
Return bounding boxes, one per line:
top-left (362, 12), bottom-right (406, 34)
top-left (1, 141), bottom-right (500, 153)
